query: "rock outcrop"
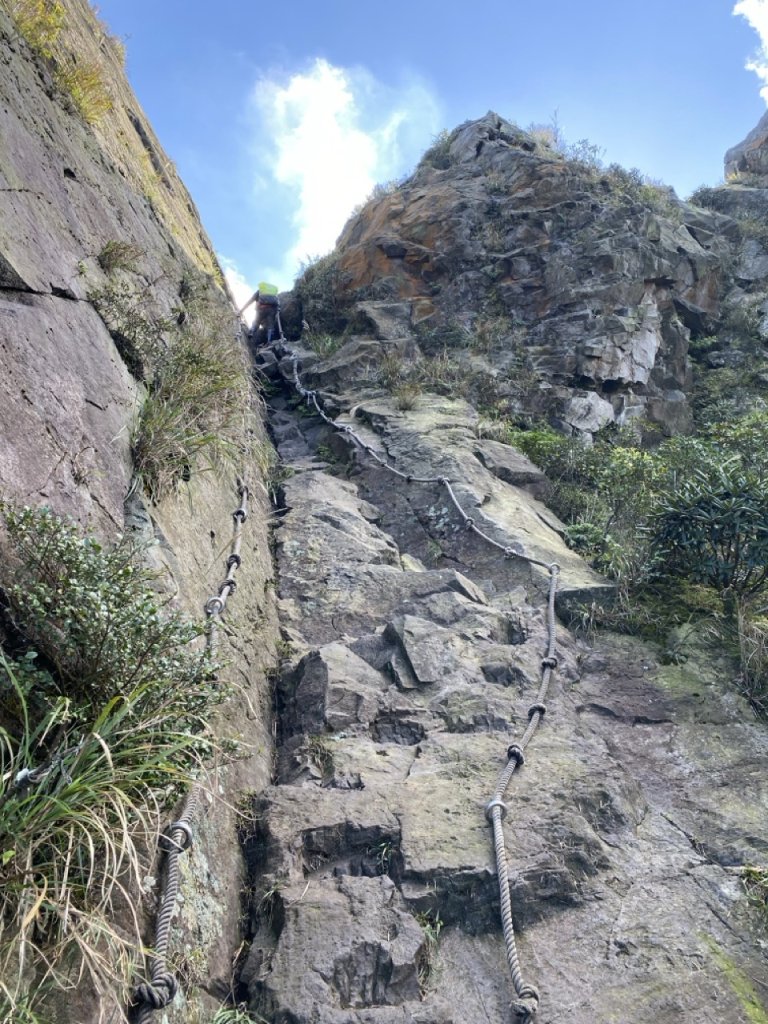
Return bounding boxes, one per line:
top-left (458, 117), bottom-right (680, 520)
top-left (244, 334), bottom-right (768, 1023)
top-left (326, 113), bottom-right (736, 438)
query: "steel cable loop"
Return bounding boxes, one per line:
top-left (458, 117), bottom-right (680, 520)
top-left (278, 344), bottom-right (563, 1016)
top-left (133, 484), bottom-right (249, 1021)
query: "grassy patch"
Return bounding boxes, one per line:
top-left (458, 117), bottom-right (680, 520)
top-left (91, 269), bottom-right (262, 500)
top-left (55, 57), bottom-right (112, 123)
top-left (415, 911), bottom-right (443, 995)
top-left (7, 0), bottom-right (64, 58)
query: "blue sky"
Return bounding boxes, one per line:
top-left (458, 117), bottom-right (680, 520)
top-left (97, 0), bottom-right (768, 306)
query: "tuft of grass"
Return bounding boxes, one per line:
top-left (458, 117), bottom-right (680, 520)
top-left (735, 604), bottom-right (768, 716)
top-left (742, 866), bottom-right (768, 917)
top-left (0, 503), bottom-right (229, 1019)
top-left (96, 240), bottom-right (144, 275)
top-left (420, 129), bottom-right (453, 170)
top-left (91, 269), bottom-right (262, 500)
top-left (303, 332), bottom-right (343, 358)
top-left (7, 0), bottom-right (64, 58)
top-left (55, 57), bottom-right (112, 123)
top-left (415, 911), bottom-right (443, 995)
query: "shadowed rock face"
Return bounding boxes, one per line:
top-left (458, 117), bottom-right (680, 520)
top-left (330, 112), bottom-right (737, 437)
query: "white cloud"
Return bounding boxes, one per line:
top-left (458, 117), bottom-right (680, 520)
top-left (219, 255), bottom-right (257, 324)
top-left (734, 0), bottom-right (768, 102)
top-left (249, 59), bottom-right (441, 287)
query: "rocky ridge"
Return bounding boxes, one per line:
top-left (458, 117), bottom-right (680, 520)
top-left (315, 113), bottom-right (740, 440)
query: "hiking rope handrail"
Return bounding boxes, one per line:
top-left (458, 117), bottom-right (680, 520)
top-left (272, 335), bottom-right (558, 1020)
top-left (133, 480), bottom-right (249, 1023)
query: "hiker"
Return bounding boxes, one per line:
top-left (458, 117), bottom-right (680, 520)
top-left (239, 282), bottom-right (280, 347)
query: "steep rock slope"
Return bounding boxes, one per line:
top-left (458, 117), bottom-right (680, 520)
top-left (245, 329), bottom-right (768, 1023)
top-left (0, 5), bottom-right (277, 1022)
top-left (242, 115), bottom-right (768, 1022)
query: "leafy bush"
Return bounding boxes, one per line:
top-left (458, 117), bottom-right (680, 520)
top-left (294, 252), bottom-right (349, 335)
top-left (0, 504), bottom-right (227, 1018)
top-left (650, 461), bottom-right (768, 599)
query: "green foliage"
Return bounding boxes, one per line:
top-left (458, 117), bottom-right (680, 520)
top-left (211, 1007), bottom-right (267, 1024)
top-left (742, 866), bottom-right (768, 917)
top-left (0, 504), bottom-right (227, 1016)
top-left (650, 460), bottom-right (768, 598)
top-left (303, 331), bottom-right (343, 358)
top-left (96, 239), bottom-right (144, 275)
top-left (89, 278), bottom-right (173, 378)
top-left (735, 603), bottom-right (768, 715)
top-left (91, 270), bottom-right (257, 500)
top-left (415, 910), bottom-right (443, 993)
top-left (7, 0), bottom-right (64, 58)
top-left (687, 184), bottom-right (719, 208)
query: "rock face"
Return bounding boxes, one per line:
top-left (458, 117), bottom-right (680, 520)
top-left (725, 109), bottom-right (768, 180)
top-left (243, 339), bottom-right (768, 1023)
top-left (329, 113), bottom-right (735, 437)
top-left (0, 5), bottom-right (277, 1023)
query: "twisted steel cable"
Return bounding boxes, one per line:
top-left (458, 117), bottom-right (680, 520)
top-left (132, 482), bottom-right (249, 1021)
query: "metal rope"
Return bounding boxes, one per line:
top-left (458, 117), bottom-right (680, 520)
top-left (132, 481), bottom-right (249, 1021)
top-left (275, 340), bottom-right (560, 1018)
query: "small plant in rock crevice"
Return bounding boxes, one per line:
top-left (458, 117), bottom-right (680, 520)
top-left (415, 910), bottom-right (443, 995)
top-left (0, 503), bottom-right (230, 1019)
top-left (96, 239), bottom-right (145, 275)
top-left (6, 0), bottom-right (64, 58)
top-left (91, 268), bottom-right (262, 500)
top-left (55, 56), bottom-right (112, 123)
top-left (741, 866), bottom-right (768, 919)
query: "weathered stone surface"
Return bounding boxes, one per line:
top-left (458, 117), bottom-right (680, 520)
top-left (725, 108), bottom-right (768, 180)
top-left (328, 112), bottom-right (732, 436)
top-left (0, 8), bottom-right (278, 1022)
top-left (248, 316), bottom-right (768, 1022)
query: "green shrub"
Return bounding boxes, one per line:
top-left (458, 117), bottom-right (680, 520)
top-left (0, 504), bottom-right (226, 1017)
top-left (96, 239), bottom-right (144, 275)
top-left (303, 331), bottom-right (342, 358)
top-left (294, 252), bottom-right (348, 335)
top-left (650, 460), bottom-right (768, 599)
top-left (420, 129), bottom-right (453, 170)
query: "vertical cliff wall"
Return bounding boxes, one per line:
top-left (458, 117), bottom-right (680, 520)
top-left (0, 3), bottom-right (277, 1021)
